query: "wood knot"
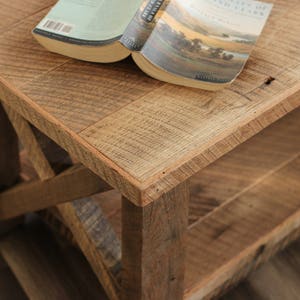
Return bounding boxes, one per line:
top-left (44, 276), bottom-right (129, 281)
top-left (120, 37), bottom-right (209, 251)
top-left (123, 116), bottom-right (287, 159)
top-left (264, 76), bottom-right (275, 85)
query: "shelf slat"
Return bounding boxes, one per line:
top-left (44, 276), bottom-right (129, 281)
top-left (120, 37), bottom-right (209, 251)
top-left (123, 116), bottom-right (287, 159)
top-left (189, 107), bottom-right (300, 223)
top-left (185, 154), bottom-right (300, 299)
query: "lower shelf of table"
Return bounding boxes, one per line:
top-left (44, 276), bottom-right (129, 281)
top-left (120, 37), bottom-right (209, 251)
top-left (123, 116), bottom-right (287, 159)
top-left (7, 107), bottom-right (300, 300)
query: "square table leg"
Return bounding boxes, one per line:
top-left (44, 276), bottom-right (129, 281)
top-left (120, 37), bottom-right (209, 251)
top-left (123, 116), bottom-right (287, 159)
top-left (0, 102), bottom-right (21, 234)
top-left (122, 181), bottom-right (189, 300)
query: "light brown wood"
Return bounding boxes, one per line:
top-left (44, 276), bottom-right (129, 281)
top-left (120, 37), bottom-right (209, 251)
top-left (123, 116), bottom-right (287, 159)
top-left (0, 1), bottom-right (300, 300)
top-left (9, 104), bottom-right (299, 300)
top-left (0, 0), bottom-right (299, 205)
top-left (94, 107), bottom-right (300, 234)
top-left (185, 154), bottom-right (300, 299)
top-left (92, 110), bottom-right (300, 299)
top-left (122, 181), bottom-right (189, 300)
top-left (80, 89), bottom-right (300, 206)
top-left (189, 106), bottom-right (300, 224)
top-left (89, 150), bottom-right (300, 299)
top-left (0, 164), bottom-right (112, 220)
top-left (20, 150), bottom-right (39, 181)
top-left (0, 0), bottom-right (55, 33)
top-left (0, 5), bottom-right (68, 88)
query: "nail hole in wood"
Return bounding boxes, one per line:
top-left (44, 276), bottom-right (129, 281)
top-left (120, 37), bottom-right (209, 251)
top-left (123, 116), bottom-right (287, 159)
top-left (264, 76), bottom-right (275, 85)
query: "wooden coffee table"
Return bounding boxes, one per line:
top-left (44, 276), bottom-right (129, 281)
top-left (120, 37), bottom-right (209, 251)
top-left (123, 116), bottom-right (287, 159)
top-left (0, 0), bottom-right (300, 299)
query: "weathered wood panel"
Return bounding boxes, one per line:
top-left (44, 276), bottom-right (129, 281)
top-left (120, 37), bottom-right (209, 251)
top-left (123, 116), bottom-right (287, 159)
top-left (122, 182), bottom-right (189, 300)
top-left (0, 164), bottom-right (111, 220)
top-left (0, 0), bottom-right (299, 205)
top-left (185, 155), bottom-right (300, 299)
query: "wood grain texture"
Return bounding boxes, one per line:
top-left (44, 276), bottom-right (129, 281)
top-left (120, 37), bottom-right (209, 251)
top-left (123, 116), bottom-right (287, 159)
top-left (185, 155), bottom-right (300, 299)
top-left (189, 107), bottom-right (300, 224)
top-left (0, 164), bottom-right (112, 220)
top-left (0, 8), bottom-right (68, 88)
top-left (20, 150), bottom-right (39, 181)
top-left (90, 126), bottom-right (300, 298)
top-left (94, 190), bottom-right (122, 238)
top-left (94, 108), bottom-right (300, 236)
top-left (0, 83), bottom-right (143, 205)
top-left (0, 217), bottom-right (106, 300)
top-left (0, 0), bottom-right (299, 205)
top-left (122, 181), bottom-right (189, 300)
top-left (58, 198), bottom-right (122, 300)
top-left (3, 221), bottom-right (300, 300)
top-left (91, 110), bottom-right (300, 299)
top-left (22, 58), bottom-right (163, 133)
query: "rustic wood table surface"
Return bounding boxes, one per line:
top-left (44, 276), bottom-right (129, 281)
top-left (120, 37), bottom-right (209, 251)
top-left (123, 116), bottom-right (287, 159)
top-left (0, 0), bottom-right (300, 299)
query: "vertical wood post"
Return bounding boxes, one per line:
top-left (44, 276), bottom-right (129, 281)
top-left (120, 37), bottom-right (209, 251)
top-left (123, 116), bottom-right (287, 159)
top-left (122, 181), bottom-right (189, 300)
top-left (0, 103), bottom-right (21, 234)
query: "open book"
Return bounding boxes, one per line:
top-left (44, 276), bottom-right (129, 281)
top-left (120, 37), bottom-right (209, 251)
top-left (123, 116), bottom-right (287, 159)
top-left (33, 0), bottom-right (272, 90)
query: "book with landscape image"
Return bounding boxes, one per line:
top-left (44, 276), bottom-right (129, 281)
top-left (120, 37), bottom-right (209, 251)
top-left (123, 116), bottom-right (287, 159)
top-left (33, 0), bottom-right (273, 90)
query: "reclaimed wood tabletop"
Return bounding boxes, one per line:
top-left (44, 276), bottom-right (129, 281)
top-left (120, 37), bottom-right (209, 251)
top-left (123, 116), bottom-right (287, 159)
top-left (1, 1), bottom-right (300, 299)
top-left (0, 0), bottom-right (299, 206)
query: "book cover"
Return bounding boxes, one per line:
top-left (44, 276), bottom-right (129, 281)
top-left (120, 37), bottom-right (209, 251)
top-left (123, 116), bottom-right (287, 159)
top-left (121, 0), bottom-right (273, 85)
top-left (32, 0), bottom-right (273, 89)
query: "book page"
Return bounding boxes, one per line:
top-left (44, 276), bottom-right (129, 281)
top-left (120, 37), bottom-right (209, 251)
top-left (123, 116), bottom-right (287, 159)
top-left (122, 0), bottom-right (272, 84)
top-left (34, 0), bottom-right (143, 45)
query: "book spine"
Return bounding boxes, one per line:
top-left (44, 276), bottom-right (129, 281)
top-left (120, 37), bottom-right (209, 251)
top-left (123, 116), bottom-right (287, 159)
top-left (120, 0), bottom-right (167, 51)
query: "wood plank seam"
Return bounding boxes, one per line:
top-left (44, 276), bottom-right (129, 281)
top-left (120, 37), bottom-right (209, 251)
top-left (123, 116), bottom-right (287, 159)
top-left (140, 91), bottom-right (300, 205)
top-left (185, 155), bottom-right (300, 299)
top-left (0, 78), bottom-right (142, 202)
top-left (1, 76), bottom-right (299, 206)
top-left (0, 4), bottom-right (55, 36)
top-left (189, 151), bottom-right (300, 230)
top-left (187, 206), bottom-right (300, 300)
